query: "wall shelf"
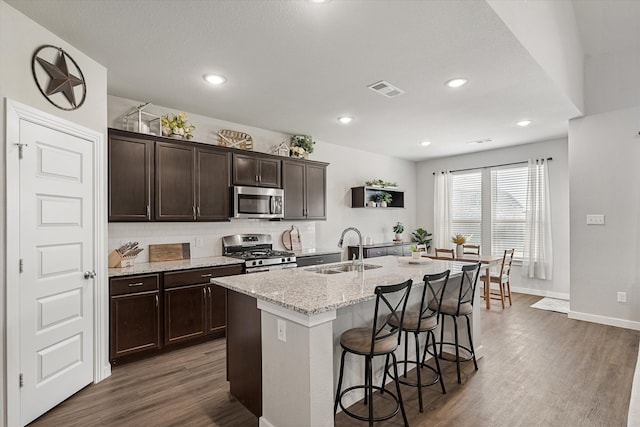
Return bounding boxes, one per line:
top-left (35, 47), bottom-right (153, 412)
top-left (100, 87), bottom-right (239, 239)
top-left (351, 186), bottom-right (405, 209)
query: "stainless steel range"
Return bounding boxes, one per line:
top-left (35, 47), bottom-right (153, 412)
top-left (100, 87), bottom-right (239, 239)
top-left (222, 234), bottom-right (297, 273)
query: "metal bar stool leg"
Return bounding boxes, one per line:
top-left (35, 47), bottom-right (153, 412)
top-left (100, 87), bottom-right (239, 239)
top-left (427, 329), bottom-right (447, 394)
top-left (334, 350), bottom-right (347, 417)
top-left (466, 314), bottom-right (478, 371)
top-left (453, 315), bottom-right (462, 384)
top-left (414, 331), bottom-right (424, 412)
top-left (391, 353), bottom-right (409, 427)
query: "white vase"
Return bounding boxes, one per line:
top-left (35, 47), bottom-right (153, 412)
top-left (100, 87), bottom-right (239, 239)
top-left (456, 244), bottom-right (463, 258)
top-left (395, 233), bottom-right (402, 241)
top-left (380, 201), bottom-right (387, 208)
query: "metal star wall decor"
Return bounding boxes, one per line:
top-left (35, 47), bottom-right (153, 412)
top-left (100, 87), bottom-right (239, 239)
top-left (31, 45), bottom-right (87, 111)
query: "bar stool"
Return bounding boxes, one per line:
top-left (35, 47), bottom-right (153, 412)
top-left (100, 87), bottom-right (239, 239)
top-left (385, 271), bottom-right (450, 413)
top-left (334, 279), bottom-right (413, 426)
top-left (433, 263), bottom-right (481, 384)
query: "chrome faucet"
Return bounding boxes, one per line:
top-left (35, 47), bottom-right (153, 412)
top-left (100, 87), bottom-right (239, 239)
top-left (338, 227), bottom-right (364, 271)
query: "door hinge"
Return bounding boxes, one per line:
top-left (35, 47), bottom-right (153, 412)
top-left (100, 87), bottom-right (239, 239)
top-left (14, 143), bottom-right (28, 159)
top-left (19, 259), bottom-right (23, 273)
top-left (19, 373), bottom-right (23, 388)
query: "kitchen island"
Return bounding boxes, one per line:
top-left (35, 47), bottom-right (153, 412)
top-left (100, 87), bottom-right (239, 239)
top-left (212, 255), bottom-right (483, 427)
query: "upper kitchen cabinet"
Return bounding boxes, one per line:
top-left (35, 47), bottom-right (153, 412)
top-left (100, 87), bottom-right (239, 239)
top-left (108, 132), bottom-right (154, 221)
top-left (233, 153), bottom-right (281, 188)
top-left (155, 141), bottom-right (195, 221)
top-left (155, 141), bottom-right (231, 221)
top-left (282, 159), bottom-right (327, 220)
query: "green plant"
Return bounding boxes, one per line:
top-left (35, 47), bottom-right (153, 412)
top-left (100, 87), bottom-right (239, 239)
top-left (411, 228), bottom-right (433, 248)
top-left (161, 112), bottom-right (195, 139)
top-left (410, 245), bottom-right (418, 252)
top-left (375, 192), bottom-right (392, 204)
top-left (290, 135), bottom-right (315, 154)
top-left (392, 222), bottom-right (404, 234)
top-left (365, 179), bottom-right (398, 188)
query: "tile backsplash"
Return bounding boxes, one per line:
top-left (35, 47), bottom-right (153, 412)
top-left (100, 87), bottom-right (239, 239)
top-left (108, 220), bottom-right (317, 263)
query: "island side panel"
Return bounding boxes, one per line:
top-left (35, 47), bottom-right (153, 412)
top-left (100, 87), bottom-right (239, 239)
top-left (227, 290), bottom-right (262, 417)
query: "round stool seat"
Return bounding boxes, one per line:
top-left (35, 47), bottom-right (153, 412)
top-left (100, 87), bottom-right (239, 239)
top-left (340, 327), bottom-right (397, 355)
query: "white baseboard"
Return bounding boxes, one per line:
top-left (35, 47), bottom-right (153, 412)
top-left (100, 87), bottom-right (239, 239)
top-left (511, 286), bottom-right (569, 301)
top-left (568, 311), bottom-right (640, 331)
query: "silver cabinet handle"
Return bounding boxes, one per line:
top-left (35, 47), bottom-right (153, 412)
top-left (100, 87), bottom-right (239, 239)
top-left (201, 274), bottom-right (213, 278)
top-left (146, 204), bottom-right (150, 219)
top-left (197, 206), bottom-right (201, 217)
top-left (207, 287), bottom-right (212, 299)
top-left (155, 294), bottom-right (158, 308)
top-left (192, 206), bottom-right (196, 220)
top-left (84, 271), bottom-right (96, 279)
top-left (128, 282), bottom-right (144, 287)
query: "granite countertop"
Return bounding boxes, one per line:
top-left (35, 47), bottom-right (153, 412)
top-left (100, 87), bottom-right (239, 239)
top-left (108, 256), bottom-right (244, 277)
top-left (212, 255), bottom-right (468, 316)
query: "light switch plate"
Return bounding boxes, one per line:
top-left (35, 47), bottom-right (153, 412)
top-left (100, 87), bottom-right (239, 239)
top-left (586, 214), bottom-right (605, 225)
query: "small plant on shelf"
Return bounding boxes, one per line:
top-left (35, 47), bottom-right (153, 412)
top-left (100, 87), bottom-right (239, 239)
top-left (392, 222), bottom-right (404, 234)
top-left (290, 135), bottom-right (315, 157)
top-left (161, 112), bottom-right (195, 139)
top-left (375, 192), bottom-right (392, 207)
top-left (365, 179), bottom-right (398, 188)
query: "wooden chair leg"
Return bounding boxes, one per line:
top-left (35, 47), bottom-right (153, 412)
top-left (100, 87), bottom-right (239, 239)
top-left (505, 280), bottom-right (512, 305)
top-left (499, 281), bottom-right (505, 309)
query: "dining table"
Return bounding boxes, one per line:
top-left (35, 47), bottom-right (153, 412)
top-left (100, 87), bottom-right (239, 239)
top-left (424, 253), bottom-right (503, 309)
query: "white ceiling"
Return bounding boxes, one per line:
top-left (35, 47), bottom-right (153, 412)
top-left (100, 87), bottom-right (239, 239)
top-left (6, 0), bottom-right (636, 161)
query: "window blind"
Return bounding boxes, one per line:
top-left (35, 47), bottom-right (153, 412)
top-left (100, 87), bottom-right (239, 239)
top-left (451, 171), bottom-right (482, 246)
top-left (491, 166), bottom-right (528, 259)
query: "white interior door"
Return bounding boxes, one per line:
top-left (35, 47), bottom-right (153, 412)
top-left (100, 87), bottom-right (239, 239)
top-left (18, 119), bottom-right (95, 425)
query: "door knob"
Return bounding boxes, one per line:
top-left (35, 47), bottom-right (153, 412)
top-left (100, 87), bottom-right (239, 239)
top-left (84, 271), bottom-right (97, 279)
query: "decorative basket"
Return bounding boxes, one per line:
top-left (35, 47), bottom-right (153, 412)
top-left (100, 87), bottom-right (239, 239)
top-left (217, 129), bottom-right (253, 150)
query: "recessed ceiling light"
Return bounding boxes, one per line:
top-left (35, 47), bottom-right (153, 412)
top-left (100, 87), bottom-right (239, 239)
top-left (516, 120), bottom-right (532, 127)
top-left (203, 74), bottom-right (227, 85)
top-left (445, 78), bottom-right (468, 88)
top-left (420, 141), bottom-right (431, 147)
top-left (309, 0), bottom-right (330, 3)
top-left (338, 116), bottom-right (353, 124)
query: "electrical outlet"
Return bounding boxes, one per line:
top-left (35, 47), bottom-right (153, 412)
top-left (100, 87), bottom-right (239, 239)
top-left (586, 214), bottom-right (605, 225)
top-left (277, 319), bottom-right (286, 342)
top-left (195, 237), bottom-right (203, 248)
top-left (617, 291), bottom-right (627, 303)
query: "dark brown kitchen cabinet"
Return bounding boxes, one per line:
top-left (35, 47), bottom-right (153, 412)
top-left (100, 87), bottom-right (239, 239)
top-left (163, 265), bottom-right (242, 346)
top-left (155, 141), bottom-right (231, 221)
top-left (233, 153), bottom-right (281, 188)
top-left (109, 274), bottom-right (161, 362)
top-left (155, 141), bottom-right (195, 221)
top-left (108, 134), bottom-right (153, 221)
top-left (282, 159), bottom-right (327, 220)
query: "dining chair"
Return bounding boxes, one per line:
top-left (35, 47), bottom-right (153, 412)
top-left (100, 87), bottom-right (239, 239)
top-left (432, 263), bottom-right (481, 384)
top-left (462, 244), bottom-right (480, 255)
top-left (480, 249), bottom-right (514, 309)
top-left (385, 271), bottom-right (449, 412)
top-left (334, 279), bottom-right (412, 426)
top-left (434, 248), bottom-right (455, 259)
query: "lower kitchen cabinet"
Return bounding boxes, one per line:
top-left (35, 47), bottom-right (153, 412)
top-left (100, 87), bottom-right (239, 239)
top-left (164, 265), bottom-right (242, 346)
top-left (109, 264), bottom-right (242, 364)
top-left (295, 252), bottom-right (341, 267)
top-left (347, 242), bottom-right (413, 259)
top-left (110, 274), bottom-right (161, 361)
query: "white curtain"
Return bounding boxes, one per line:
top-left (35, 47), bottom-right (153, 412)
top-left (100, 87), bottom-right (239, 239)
top-left (433, 171), bottom-right (452, 249)
top-left (522, 158), bottom-right (553, 279)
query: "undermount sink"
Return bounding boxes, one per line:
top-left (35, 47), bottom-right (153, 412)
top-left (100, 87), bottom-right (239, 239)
top-left (306, 263), bottom-right (382, 274)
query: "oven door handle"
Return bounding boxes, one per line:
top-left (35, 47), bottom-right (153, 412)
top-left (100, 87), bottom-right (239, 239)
top-left (270, 196), bottom-right (276, 214)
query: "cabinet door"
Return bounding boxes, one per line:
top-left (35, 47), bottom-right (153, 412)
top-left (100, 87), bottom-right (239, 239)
top-left (155, 142), bottom-right (195, 221)
top-left (366, 247), bottom-right (388, 258)
top-left (196, 147), bottom-right (230, 221)
top-left (257, 158), bottom-right (281, 188)
top-left (233, 154), bottom-right (259, 186)
top-left (108, 135), bottom-right (153, 221)
top-left (386, 245), bottom-right (403, 256)
top-left (206, 285), bottom-right (227, 335)
top-left (283, 160), bottom-right (306, 220)
top-left (164, 284), bottom-right (207, 345)
top-left (110, 291), bottom-right (160, 360)
top-left (305, 164), bottom-right (326, 219)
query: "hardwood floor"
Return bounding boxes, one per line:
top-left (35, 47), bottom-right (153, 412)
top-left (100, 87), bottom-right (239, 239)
top-left (30, 293), bottom-right (639, 426)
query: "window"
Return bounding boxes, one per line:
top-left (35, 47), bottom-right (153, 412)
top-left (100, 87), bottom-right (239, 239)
top-left (491, 166), bottom-right (527, 259)
top-left (450, 171), bottom-right (481, 246)
top-left (447, 165), bottom-right (529, 260)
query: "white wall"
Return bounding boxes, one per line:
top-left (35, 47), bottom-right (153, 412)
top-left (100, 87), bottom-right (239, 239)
top-left (0, 1), bottom-right (108, 424)
top-left (584, 50), bottom-right (640, 116)
top-left (416, 138), bottom-right (570, 298)
top-left (108, 96), bottom-right (417, 260)
top-left (568, 106), bottom-right (640, 328)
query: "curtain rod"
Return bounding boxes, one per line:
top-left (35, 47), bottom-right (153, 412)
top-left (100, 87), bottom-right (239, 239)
top-left (432, 157), bottom-right (552, 175)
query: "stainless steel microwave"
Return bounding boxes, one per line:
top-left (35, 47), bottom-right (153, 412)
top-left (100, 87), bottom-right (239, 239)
top-left (232, 186), bottom-right (284, 219)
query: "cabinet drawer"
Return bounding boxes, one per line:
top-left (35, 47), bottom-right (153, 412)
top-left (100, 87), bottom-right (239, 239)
top-left (386, 246), bottom-right (403, 256)
top-left (110, 274), bottom-right (159, 296)
top-left (164, 265), bottom-right (242, 289)
top-left (366, 248), bottom-right (387, 258)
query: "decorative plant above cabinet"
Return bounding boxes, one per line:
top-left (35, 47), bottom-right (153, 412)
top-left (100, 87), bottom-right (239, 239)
top-left (364, 179), bottom-right (398, 188)
top-left (351, 186), bottom-right (404, 209)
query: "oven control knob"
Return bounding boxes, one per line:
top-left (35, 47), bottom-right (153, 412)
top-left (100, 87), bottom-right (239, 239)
top-left (258, 260), bottom-right (263, 265)
top-left (287, 257), bottom-right (291, 262)
top-left (252, 261), bottom-right (257, 266)
top-left (281, 258), bottom-right (286, 263)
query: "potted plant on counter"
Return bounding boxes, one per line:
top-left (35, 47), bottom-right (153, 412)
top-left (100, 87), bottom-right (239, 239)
top-left (451, 233), bottom-right (468, 258)
top-left (392, 222), bottom-right (404, 241)
top-left (411, 227), bottom-right (433, 251)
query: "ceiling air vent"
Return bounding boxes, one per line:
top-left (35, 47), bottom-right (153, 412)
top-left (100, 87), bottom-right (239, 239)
top-left (367, 80), bottom-right (405, 98)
